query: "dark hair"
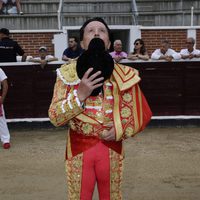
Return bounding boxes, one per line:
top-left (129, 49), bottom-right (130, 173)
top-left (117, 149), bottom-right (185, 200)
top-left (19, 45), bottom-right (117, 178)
top-left (0, 28), bottom-right (10, 36)
top-left (187, 37), bottom-right (195, 44)
top-left (79, 17), bottom-right (111, 41)
top-left (161, 39), bottom-right (170, 45)
top-left (133, 38), bottom-right (147, 55)
top-left (69, 36), bottom-right (79, 43)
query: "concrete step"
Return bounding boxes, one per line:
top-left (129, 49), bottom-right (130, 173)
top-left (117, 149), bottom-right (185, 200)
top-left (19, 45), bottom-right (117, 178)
top-left (136, 0), bottom-right (200, 12)
top-left (20, 0), bottom-right (59, 14)
top-left (0, 14), bottom-right (58, 29)
top-left (0, 13), bottom-right (133, 30)
top-left (135, 0), bottom-right (200, 26)
top-left (137, 0), bottom-right (182, 12)
top-left (62, 0), bottom-right (132, 13)
top-left (138, 11), bottom-right (200, 26)
top-left (0, 0), bottom-right (133, 29)
top-left (62, 13), bottom-right (133, 26)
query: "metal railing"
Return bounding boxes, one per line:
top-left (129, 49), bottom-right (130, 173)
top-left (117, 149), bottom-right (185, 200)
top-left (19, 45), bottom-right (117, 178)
top-left (57, 0), bottom-right (63, 30)
top-left (131, 0), bottom-right (138, 25)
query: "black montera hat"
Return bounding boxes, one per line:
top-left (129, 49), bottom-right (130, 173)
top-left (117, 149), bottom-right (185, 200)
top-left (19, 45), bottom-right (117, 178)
top-left (76, 38), bottom-right (114, 96)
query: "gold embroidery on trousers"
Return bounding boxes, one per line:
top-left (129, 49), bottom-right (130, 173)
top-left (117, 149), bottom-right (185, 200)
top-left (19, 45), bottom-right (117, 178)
top-left (66, 154), bottom-right (83, 200)
top-left (110, 149), bottom-right (124, 200)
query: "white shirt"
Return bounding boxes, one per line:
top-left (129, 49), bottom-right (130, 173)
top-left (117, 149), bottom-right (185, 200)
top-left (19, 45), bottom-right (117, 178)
top-left (109, 51), bottom-right (128, 58)
top-left (32, 55), bottom-right (54, 61)
top-left (151, 48), bottom-right (181, 60)
top-left (180, 48), bottom-right (200, 56)
top-left (0, 68), bottom-right (7, 90)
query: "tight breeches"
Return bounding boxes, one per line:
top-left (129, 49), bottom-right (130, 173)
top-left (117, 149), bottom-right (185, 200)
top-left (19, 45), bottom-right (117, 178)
top-left (66, 141), bottom-right (124, 200)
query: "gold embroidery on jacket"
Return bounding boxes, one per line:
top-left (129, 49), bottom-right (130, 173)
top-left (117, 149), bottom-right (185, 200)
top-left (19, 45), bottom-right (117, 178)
top-left (82, 123), bottom-right (93, 135)
top-left (125, 126), bottom-right (134, 137)
top-left (121, 106), bottom-right (131, 118)
top-left (59, 62), bottom-right (80, 85)
top-left (122, 93), bottom-right (132, 103)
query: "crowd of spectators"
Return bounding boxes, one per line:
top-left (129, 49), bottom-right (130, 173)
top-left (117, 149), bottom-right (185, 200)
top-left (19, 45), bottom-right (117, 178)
top-left (110, 37), bottom-right (200, 62)
top-left (1, 27), bottom-right (200, 66)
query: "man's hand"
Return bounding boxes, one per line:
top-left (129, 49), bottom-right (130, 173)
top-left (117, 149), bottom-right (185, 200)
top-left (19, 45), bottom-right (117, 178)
top-left (165, 56), bottom-right (173, 62)
top-left (40, 60), bottom-right (47, 69)
top-left (100, 127), bottom-right (116, 141)
top-left (77, 68), bottom-right (104, 102)
top-left (189, 54), bottom-right (194, 59)
top-left (114, 56), bottom-right (123, 63)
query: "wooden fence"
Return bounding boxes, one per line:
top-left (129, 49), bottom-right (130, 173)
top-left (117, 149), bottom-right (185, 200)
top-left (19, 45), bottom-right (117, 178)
top-left (1, 59), bottom-right (200, 119)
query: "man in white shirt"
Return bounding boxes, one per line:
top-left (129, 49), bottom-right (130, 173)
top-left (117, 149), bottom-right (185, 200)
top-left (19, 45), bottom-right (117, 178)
top-left (28, 46), bottom-right (58, 68)
top-left (180, 37), bottom-right (200, 59)
top-left (151, 40), bottom-right (181, 61)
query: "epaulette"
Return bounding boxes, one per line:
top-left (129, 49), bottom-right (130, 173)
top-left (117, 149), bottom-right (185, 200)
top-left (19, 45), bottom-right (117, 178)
top-left (112, 63), bottom-right (141, 91)
top-left (56, 61), bottom-right (80, 85)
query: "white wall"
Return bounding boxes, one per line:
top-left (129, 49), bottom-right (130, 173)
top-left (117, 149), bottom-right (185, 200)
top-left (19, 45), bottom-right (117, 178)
top-left (53, 33), bottom-right (68, 60)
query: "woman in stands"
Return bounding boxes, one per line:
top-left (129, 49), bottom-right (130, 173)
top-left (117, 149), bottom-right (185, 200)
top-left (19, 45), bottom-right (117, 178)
top-left (128, 38), bottom-right (149, 60)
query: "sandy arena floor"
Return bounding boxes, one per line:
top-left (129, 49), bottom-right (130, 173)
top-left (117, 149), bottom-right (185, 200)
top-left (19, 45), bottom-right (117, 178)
top-left (0, 126), bottom-right (200, 200)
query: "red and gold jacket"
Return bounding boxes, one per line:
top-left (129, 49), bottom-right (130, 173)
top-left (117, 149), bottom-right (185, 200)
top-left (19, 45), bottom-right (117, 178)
top-left (48, 61), bottom-right (152, 159)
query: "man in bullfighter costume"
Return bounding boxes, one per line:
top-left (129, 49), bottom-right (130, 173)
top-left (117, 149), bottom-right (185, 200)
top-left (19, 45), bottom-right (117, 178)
top-left (49, 17), bottom-right (152, 200)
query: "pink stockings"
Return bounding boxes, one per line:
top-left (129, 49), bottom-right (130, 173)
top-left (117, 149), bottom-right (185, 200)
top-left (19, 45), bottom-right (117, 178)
top-left (80, 142), bottom-right (110, 200)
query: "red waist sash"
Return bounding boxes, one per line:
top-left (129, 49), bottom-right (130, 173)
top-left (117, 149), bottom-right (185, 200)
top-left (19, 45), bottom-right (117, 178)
top-left (66, 129), bottom-right (122, 159)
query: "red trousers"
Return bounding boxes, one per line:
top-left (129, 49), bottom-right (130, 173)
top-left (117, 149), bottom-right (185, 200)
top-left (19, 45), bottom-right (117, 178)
top-left (66, 142), bottom-right (123, 200)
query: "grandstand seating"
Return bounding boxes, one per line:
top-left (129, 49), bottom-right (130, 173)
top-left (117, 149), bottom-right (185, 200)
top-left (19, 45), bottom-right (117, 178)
top-left (136, 0), bottom-right (200, 26)
top-left (0, 0), bottom-right (133, 29)
top-left (0, 0), bottom-right (200, 29)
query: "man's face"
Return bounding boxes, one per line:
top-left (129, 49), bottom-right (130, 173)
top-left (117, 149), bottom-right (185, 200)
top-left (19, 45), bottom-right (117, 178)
top-left (160, 43), bottom-right (169, 54)
top-left (186, 38), bottom-right (194, 49)
top-left (68, 38), bottom-right (77, 48)
top-left (81, 21), bottom-right (110, 50)
top-left (114, 41), bottom-right (122, 52)
top-left (39, 50), bottom-right (47, 58)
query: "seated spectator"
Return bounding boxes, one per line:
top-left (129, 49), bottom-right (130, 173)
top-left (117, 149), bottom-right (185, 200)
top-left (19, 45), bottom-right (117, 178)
top-left (128, 38), bottom-right (149, 60)
top-left (28, 46), bottom-right (58, 69)
top-left (0, 0), bottom-right (23, 15)
top-left (62, 36), bottom-right (83, 62)
top-left (0, 28), bottom-right (26, 62)
top-left (180, 37), bottom-right (200, 59)
top-left (151, 40), bottom-right (181, 61)
top-left (110, 39), bottom-right (127, 63)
